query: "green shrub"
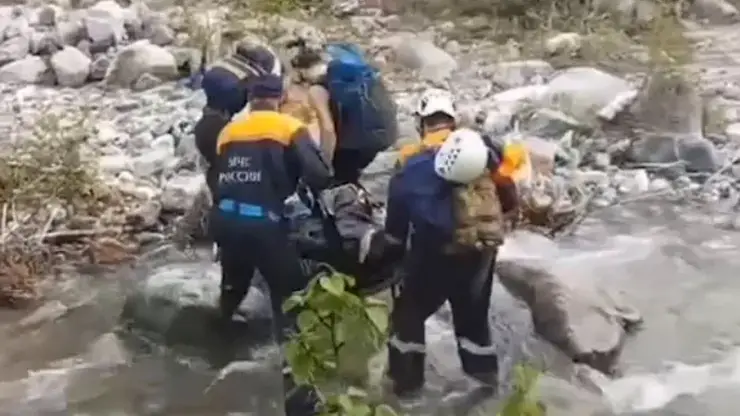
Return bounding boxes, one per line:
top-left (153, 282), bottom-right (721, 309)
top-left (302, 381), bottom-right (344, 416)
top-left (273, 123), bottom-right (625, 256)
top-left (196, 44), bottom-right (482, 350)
top-left (283, 267), bottom-right (548, 415)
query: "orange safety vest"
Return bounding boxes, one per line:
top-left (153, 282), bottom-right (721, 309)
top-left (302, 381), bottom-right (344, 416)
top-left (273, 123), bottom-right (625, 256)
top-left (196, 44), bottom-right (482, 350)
top-left (396, 129), bottom-right (452, 167)
top-left (397, 129), bottom-right (530, 183)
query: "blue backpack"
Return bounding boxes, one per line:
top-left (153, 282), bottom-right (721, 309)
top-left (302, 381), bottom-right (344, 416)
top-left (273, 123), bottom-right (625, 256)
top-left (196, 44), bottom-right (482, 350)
top-left (392, 150), bottom-right (456, 240)
top-left (325, 43), bottom-right (398, 151)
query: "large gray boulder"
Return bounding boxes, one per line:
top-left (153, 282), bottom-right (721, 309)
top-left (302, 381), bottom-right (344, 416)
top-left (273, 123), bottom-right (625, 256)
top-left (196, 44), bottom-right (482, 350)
top-left (382, 32), bottom-right (458, 84)
top-left (103, 39), bottom-right (177, 89)
top-left (119, 261), bottom-right (274, 352)
top-left (0, 55), bottom-right (53, 84)
top-left (495, 258), bottom-right (642, 375)
top-left (50, 46), bottom-right (91, 87)
top-left (0, 34), bottom-right (30, 67)
top-left (543, 67), bottom-right (632, 124)
top-left (622, 70), bottom-right (722, 172)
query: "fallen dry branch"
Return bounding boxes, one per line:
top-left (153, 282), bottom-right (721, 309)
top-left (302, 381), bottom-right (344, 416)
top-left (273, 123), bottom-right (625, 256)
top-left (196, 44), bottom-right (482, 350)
top-left (518, 172), bottom-right (592, 238)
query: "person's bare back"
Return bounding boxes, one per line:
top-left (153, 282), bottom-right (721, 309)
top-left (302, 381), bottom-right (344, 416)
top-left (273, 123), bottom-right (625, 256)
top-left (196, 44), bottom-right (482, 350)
top-left (281, 84), bottom-right (321, 146)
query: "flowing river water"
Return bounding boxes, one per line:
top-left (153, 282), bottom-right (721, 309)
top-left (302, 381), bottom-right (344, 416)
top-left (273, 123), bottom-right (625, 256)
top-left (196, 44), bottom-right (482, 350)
top-left (1, 199), bottom-right (740, 416)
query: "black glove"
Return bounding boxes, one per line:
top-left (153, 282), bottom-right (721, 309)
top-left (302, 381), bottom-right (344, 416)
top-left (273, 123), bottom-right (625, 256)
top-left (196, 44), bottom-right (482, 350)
top-left (366, 231), bottom-right (405, 266)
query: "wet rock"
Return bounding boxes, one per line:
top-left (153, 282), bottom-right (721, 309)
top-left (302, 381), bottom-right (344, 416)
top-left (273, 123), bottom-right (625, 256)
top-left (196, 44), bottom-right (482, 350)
top-left (88, 53), bottom-right (110, 80)
top-left (17, 300), bottom-right (68, 330)
top-left (524, 136), bottom-right (558, 175)
top-left (725, 122), bottom-right (740, 141)
top-left (119, 262), bottom-right (273, 349)
top-left (544, 67), bottom-right (632, 124)
top-left (55, 18), bottom-right (86, 46)
top-left (591, 0), bottom-right (658, 26)
top-left (161, 173), bottom-right (204, 212)
top-left (386, 33), bottom-right (457, 84)
top-left (98, 153), bottom-right (133, 176)
top-left (86, 236), bottom-right (136, 265)
top-left (495, 259), bottom-right (642, 374)
top-left (2, 10), bottom-right (30, 40)
top-left (131, 145), bottom-right (175, 178)
top-left (576, 170), bottom-right (610, 187)
top-left (104, 39), bottom-right (177, 89)
top-left (689, 0), bottom-right (739, 23)
top-left (629, 70), bottom-right (704, 139)
top-left (37, 5), bottom-right (63, 26)
top-left (677, 137), bottom-right (722, 172)
top-left (0, 34), bottom-right (30, 67)
top-left (590, 152), bottom-right (611, 170)
top-left (649, 177), bottom-right (672, 191)
top-left (131, 72), bottom-right (162, 91)
top-left (85, 332), bottom-right (129, 366)
top-left (84, 0), bottom-right (126, 50)
top-left (141, 15), bottom-right (174, 46)
top-left (0, 55), bottom-right (53, 84)
top-left (126, 199), bottom-right (162, 230)
top-left (486, 59), bottom-right (554, 89)
top-left (29, 31), bottom-right (63, 55)
top-left (525, 108), bottom-right (589, 138)
top-left (628, 134), bottom-right (722, 173)
top-left (545, 32), bottom-right (583, 56)
top-left (613, 169), bottom-right (649, 195)
top-left (50, 46), bottom-right (91, 87)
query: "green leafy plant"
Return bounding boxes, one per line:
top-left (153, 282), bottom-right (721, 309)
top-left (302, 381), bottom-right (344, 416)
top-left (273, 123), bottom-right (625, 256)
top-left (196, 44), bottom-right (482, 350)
top-left (283, 267), bottom-right (548, 416)
top-left (283, 266), bottom-right (399, 416)
top-left (497, 365), bottom-right (546, 416)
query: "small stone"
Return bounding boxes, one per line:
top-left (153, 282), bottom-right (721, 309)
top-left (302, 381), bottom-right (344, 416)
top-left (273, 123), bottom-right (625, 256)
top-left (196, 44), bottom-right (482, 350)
top-left (613, 169), bottom-right (650, 195)
top-left (99, 154), bottom-right (133, 176)
top-left (161, 173), bottom-right (205, 212)
top-left (87, 236), bottom-right (135, 265)
top-left (131, 72), bottom-right (162, 91)
top-left (526, 108), bottom-right (586, 139)
top-left (576, 170), bottom-right (610, 187)
top-left (152, 133), bottom-right (175, 150)
top-left (37, 5), bottom-right (63, 26)
top-left (50, 46), bottom-right (92, 87)
top-left (132, 146), bottom-right (174, 178)
top-left (89, 54), bottom-right (111, 81)
top-left (591, 152), bottom-right (611, 170)
top-left (725, 122), bottom-right (740, 141)
top-left (649, 177), bottom-right (672, 192)
top-left (544, 32), bottom-right (583, 56)
top-left (126, 200), bottom-right (162, 230)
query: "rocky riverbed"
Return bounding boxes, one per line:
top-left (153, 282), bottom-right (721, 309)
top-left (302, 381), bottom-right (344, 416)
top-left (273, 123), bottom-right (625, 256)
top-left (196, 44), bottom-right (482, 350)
top-left (4, 0), bottom-right (740, 414)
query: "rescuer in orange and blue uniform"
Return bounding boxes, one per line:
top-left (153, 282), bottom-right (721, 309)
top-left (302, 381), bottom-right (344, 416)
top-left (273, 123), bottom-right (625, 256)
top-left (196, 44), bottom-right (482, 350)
top-left (211, 74), bottom-right (333, 338)
top-left (211, 74), bottom-right (332, 415)
top-left (384, 88), bottom-right (524, 401)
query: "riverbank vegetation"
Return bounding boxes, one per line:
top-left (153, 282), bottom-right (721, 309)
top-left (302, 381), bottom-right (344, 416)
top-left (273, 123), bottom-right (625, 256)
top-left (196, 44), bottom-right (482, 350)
top-left (283, 266), bottom-right (546, 415)
top-left (0, 110), bottom-right (135, 307)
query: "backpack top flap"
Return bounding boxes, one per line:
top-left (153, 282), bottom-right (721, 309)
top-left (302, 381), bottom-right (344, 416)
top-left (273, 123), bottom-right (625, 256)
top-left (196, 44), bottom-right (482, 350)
top-left (324, 43), bottom-right (397, 151)
top-left (326, 43), bottom-right (376, 83)
top-left (396, 151), bottom-right (456, 240)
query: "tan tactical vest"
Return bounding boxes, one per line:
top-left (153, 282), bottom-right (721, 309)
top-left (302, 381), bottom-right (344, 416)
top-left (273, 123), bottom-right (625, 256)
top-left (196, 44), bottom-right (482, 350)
top-left (447, 172), bottom-right (506, 253)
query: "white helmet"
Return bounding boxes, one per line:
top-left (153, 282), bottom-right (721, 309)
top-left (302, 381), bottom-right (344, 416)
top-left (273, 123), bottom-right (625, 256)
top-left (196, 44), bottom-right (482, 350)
top-left (416, 88), bottom-right (457, 120)
top-left (434, 128), bottom-right (489, 184)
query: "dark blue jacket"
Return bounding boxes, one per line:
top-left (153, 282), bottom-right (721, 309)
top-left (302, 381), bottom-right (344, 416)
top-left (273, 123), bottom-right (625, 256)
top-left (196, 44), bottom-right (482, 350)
top-left (214, 104), bottom-right (333, 222)
top-left (385, 150), bottom-right (456, 250)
